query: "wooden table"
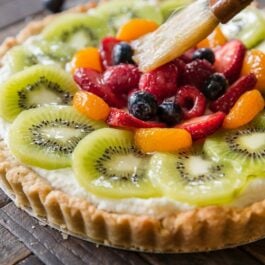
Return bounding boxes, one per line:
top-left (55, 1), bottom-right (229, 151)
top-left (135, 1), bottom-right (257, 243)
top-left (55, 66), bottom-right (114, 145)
top-left (1, 1), bottom-right (265, 264)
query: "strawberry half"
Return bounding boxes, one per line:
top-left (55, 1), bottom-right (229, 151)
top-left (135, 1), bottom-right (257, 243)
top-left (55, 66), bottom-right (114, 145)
top-left (214, 40), bottom-right (246, 84)
top-left (210, 74), bottom-right (257, 113)
top-left (107, 108), bottom-right (166, 129)
top-left (178, 112), bottom-right (225, 140)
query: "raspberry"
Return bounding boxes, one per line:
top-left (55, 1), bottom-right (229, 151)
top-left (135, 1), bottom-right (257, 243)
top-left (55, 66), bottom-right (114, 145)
top-left (181, 59), bottom-right (214, 89)
top-left (175, 85), bottom-right (206, 119)
top-left (210, 74), bottom-right (257, 114)
top-left (139, 63), bottom-right (178, 102)
top-left (102, 64), bottom-right (141, 94)
top-left (99, 36), bottom-right (120, 69)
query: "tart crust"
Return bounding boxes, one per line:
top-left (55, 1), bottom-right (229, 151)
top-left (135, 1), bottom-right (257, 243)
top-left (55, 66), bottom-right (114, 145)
top-left (1, 1), bottom-right (265, 253)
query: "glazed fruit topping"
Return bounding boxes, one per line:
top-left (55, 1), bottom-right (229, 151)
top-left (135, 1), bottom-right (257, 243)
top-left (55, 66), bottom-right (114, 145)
top-left (192, 48), bottom-right (215, 64)
top-left (175, 85), bottom-right (206, 119)
top-left (210, 74), bottom-right (257, 113)
top-left (112, 42), bottom-right (135, 65)
top-left (99, 36), bottom-right (120, 69)
top-left (139, 62), bottom-right (178, 102)
top-left (128, 91), bottom-right (158, 121)
top-left (178, 112), bottom-right (226, 140)
top-left (214, 40), bottom-right (246, 84)
top-left (103, 64), bottom-right (141, 94)
top-left (107, 108), bottom-right (165, 129)
top-left (201, 73), bottom-right (228, 100)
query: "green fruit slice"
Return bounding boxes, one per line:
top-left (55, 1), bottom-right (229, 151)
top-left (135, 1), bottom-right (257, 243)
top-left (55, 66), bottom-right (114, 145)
top-left (0, 65), bottom-right (78, 122)
top-left (221, 7), bottom-right (265, 48)
top-left (204, 125), bottom-right (265, 177)
top-left (255, 40), bottom-right (265, 53)
top-left (89, 0), bottom-right (163, 32)
top-left (9, 106), bottom-right (105, 169)
top-left (72, 128), bottom-right (161, 199)
top-left (148, 147), bottom-right (246, 205)
top-left (42, 14), bottom-right (110, 50)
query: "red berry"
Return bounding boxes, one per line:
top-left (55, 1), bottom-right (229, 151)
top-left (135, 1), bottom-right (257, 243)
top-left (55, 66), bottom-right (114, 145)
top-left (178, 112), bottom-right (225, 140)
top-left (214, 40), bottom-right (246, 84)
top-left (73, 68), bottom-right (126, 108)
top-left (175, 85), bottom-right (206, 119)
top-left (107, 108), bottom-right (165, 129)
top-left (102, 64), bottom-right (141, 94)
top-left (139, 63), bottom-right (178, 102)
top-left (99, 36), bottom-right (120, 69)
top-left (181, 59), bottom-right (214, 89)
top-left (210, 74), bottom-right (257, 114)
top-left (179, 48), bottom-right (197, 63)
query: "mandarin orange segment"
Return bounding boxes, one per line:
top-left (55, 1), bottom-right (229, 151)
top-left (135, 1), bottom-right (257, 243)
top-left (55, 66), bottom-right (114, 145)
top-left (241, 49), bottom-right (265, 92)
top-left (73, 91), bottom-right (110, 121)
top-left (223, 89), bottom-right (265, 129)
top-left (135, 128), bottom-right (192, 153)
top-left (116, 18), bottom-right (159, 41)
top-left (197, 26), bottom-right (227, 49)
top-left (71, 47), bottom-right (103, 74)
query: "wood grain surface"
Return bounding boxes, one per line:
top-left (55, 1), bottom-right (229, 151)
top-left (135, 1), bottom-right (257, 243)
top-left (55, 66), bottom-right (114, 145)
top-left (1, 0), bottom-right (265, 264)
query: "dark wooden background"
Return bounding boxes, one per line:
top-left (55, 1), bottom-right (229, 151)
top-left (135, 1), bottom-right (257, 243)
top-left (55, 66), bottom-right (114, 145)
top-left (1, 0), bottom-right (265, 264)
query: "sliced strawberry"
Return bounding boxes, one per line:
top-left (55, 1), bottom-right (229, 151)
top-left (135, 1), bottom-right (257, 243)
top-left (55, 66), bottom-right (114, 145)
top-left (99, 36), bottom-right (120, 69)
top-left (210, 74), bottom-right (257, 113)
top-left (103, 64), bottom-right (141, 94)
top-left (178, 112), bottom-right (225, 140)
top-left (175, 85), bottom-right (206, 119)
top-left (214, 40), bottom-right (246, 84)
top-left (107, 108), bottom-right (166, 129)
top-left (181, 59), bottom-right (214, 89)
top-left (139, 63), bottom-right (178, 102)
top-left (73, 68), bottom-right (126, 108)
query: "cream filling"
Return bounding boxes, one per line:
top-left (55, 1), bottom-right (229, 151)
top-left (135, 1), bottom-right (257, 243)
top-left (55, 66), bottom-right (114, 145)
top-left (1, 118), bottom-right (265, 217)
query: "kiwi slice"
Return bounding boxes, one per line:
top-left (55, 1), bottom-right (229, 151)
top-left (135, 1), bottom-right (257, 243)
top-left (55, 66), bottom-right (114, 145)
top-left (72, 128), bottom-right (161, 199)
top-left (148, 146), bottom-right (246, 205)
top-left (89, 0), bottom-right (163, 32)
top-left (0, 65), bottom-right (78, 122)
top-left (204, 124), bottom-right (265, 176)
top-left (255, 40), bottom-right (265, 53)
top-left (9, 106), bottom-right (105, 169)
top-left (221, 7), bottom-right (265, 48)
top-left (42, 14), bottom-right (111, 50)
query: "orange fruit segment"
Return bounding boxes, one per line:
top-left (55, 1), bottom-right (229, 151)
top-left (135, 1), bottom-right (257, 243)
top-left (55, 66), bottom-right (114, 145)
top-left (73, 91), bottom-right (110, 121)
top-left (135, 128), bottom-right (192, 153)
top-left (197, 26), bottom-right (227, 49)
top-left (71, 47), bottom-right (103, 74)
top-left (241, 49), bottom-right (265, 92)
top-left (223, 89), bottom-right (265, 129)
top-left (116, 18), bottom-right (159, 41)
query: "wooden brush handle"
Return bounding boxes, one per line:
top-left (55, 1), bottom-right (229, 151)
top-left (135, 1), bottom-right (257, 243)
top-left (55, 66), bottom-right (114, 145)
top-left (210, 0), bottom-right (253, 23)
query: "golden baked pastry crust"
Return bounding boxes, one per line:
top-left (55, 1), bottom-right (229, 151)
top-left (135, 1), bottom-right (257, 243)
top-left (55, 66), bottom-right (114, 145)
top-left (1, 1), bottom-right (265, 253)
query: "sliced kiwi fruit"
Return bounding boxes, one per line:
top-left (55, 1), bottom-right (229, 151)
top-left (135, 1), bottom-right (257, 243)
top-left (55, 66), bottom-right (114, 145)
top-left (204, 125), bottom-right (265, 177)
top-left (148, 146), bottom-right (246, 205)
top-left (42, 14), bottom-right (111, 50)
top-left (9, 106), bottom-right (105, 169)
top-left (221, 7), bottom-right (265, 48)
top-left (89, 0), bottom-right (163, 32)
top-left (0, 65), bottom-right (78, 122)
top-left (255, 40), bottom-right (265, 53)
top-left (72, 128), bottom-right (161, 199)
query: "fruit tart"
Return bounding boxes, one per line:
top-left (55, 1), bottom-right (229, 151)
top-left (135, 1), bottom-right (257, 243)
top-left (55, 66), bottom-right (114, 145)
top-left (1, 0), bottom-right (265, 253)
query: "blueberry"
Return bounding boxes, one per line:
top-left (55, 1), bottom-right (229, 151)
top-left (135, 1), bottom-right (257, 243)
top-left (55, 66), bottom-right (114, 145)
top-left (43, 0), bottom-right (65, 13)
top-left (202, 73), bottom-right (228, 100)
top-left (112, 42), bottom-right (135, 65)
top-left (128, 91), bottom-right (158, 121)
top-left (158, 101), bottom-right (183, 126)
top-left (192, 48), bottom-right (215, 64)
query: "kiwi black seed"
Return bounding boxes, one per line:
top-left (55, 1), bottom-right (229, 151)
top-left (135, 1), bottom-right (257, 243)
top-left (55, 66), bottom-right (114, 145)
top-left (9, 105), bottom-right (106, 169)
top-left (0, 65), bottom-right (78, 122)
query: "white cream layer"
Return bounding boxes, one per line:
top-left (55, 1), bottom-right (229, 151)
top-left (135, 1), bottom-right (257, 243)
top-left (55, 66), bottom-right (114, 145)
top-left (1, 118), bottom-right (265, 217)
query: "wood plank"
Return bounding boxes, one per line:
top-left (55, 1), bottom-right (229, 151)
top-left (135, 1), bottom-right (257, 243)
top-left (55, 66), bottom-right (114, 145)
top-left (0, 189), bottom-right (11, 208)
top-left (0, 203), bottom-right (150, 265)
top-left (0, 223), bottom-right (31, 265)
top-left (17, 255), bottom-right (44, 265)
top-left (243, 240), bottom-right (265, 264)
